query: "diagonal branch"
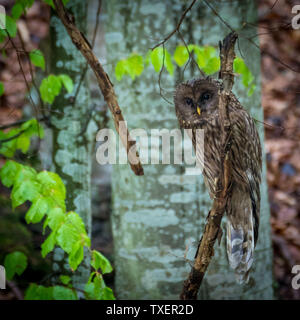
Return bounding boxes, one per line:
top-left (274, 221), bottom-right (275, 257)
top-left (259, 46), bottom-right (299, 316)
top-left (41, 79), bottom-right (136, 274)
top-left (53, 0), bottom-right (144, 176)
top-left (180, 32), bottom-right (237, 300)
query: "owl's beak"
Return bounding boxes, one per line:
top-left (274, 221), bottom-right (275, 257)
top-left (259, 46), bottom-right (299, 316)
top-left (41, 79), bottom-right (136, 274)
top-left (197, 106), bottom-right (201, 115)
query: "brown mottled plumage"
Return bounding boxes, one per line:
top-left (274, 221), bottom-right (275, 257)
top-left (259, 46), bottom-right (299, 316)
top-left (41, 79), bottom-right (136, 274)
top-left (174, 77), bottom-right (262, 283)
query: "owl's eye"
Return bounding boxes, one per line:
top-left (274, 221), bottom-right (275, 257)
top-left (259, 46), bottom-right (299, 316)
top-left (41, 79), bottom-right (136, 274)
top-left (201, 92), bottom-right (211, 101)
top-left (185, 98), bottom-right (193, 106)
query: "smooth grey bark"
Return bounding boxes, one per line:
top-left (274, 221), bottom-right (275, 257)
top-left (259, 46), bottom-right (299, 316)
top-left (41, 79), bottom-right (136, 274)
top-left (105, 0), bottom-right (273, 299)
top-left (49, 0), bottom-right (98, 291)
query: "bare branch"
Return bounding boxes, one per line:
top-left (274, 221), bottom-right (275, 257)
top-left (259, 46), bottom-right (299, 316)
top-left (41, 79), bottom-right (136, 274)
top-left (72, 0), bottom-right (102, 106)
top-left (53, 0), bottom-right (144, 176)
top-left (180, 32), bottom-right (237, 300)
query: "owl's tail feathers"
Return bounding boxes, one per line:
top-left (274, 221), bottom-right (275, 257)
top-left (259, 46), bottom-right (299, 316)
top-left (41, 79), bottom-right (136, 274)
top-left (226, 215), bottom-right (255, 284)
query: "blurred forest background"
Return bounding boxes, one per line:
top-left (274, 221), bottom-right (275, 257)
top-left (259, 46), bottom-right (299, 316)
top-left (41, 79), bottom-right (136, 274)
top-left (0, 0), bottom-right (299, 300)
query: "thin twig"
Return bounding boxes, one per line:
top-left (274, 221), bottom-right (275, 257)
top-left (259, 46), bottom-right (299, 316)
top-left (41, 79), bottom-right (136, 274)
top-left (177, 30), bottom-right (206, 78)
top-left (157, 43), bottom-right (173, 105)
top-left (151, 0), bottom-right (197, 51)
top-left (5, 31), bottom-right (43, 140)
top-left (17, 29), bottom-right (46, 120)
top-left (0, 116), bottom-right (47, 130)
top-left (203, 1), bottom-right (300, 73)
top-left (7, 281), bottom-right (24, 300)
top-left (53, 0), bottom-right (144, 176)
top-left (0, 130), bottom-right (25, 145)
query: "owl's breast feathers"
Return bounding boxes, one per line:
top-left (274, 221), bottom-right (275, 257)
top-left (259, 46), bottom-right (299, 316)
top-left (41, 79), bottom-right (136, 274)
top-left (192, 91), bottom-right (262, 238)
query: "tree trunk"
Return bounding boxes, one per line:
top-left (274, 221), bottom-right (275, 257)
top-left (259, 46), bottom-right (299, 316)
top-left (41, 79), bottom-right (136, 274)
top-left (105, 0), bottom-right (273, 299)
top-left (49, 0), bottom-right (96, 292)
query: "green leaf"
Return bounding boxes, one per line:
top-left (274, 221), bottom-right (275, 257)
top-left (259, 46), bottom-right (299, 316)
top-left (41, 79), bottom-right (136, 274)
top-left (248, 83), bottom-right (256, 96)
top-left (14, 164), bottom-right (37, 182)
top-left (21, 118), bottom-right (44, 139)
top-left (115, 54), bottom-right (144, 80)
top-left (91, 250), bottom-right (113, 274)
top-left (11, 165), bottom-right (39, 208)
top-left (0, 119), bottom-right (44, 157)
top-left (11, 166), bottom-right (39, 208)
top-left (66, 211), bottom-right (86, 234)
top-left (0, 160), bottom-right (21, 187)
top-left (59, 74), bottom-right (73, 93)
top-left (36, 171), bottom-right (66, 207)
top-left (0, 82), bottom-right (4, 96)
top-left (174, 45), bottom-right (189, 67)
top-left (53, 286), bottom-right (77, 300)
top-left (233, 57), bottom-right (255, 94)
top-left (193, 45), bottom-right (219, 74)
top-left (11, 179), bottom-right (40, 208)
top-left (25, 197), bottom-right (48, 224)
top-left (144, 50), bottom-right (152, 66)
top-left (115, 60), bottom-right (126, 81)
top-left (68, 241), bottom-right (84, 271)
top-left (5, 16), bottom-right (17, 38)
top-left (4, 251), bottom-right (27, 280)
top-left (102, 286), bottom-right (115, 300)
top-left (12, 4), bottom-right (24, 20)
top-left (43, 0), bottom-right (69, 9)
top-left (46, 207), bottom-right (66, 231)
top-left (0, 129), bottom-right (19, 157)
top-left (15, 0), bottom-right (34, 11)
top-left (84, 274), bottom-right (105, 300)
top-left (85, 274), bottom-right (115, 300)
top-left (29, 49), bottom-right (45, 71)
top-left (60, 275), bottom-right (71, 285)
top-left (41, 231), bottom-right (56, 257)
top-left (126, 54), bottom-right (144, 79)
top-left (39, 75), bottom-right (62, 104)
top-left (16, 134), bottom-right (30, 153)
top-left (25, 284), bottom-right (53, 300)
top-left (193, 46), bottom-right (206, 68)
top-left (202, 57), bottom-right (220, 75)
top-left (150, 48), bottom-right (163, 72)
top-left (43, 0), bottom-right (55, 8)
top-left (150, 47), bottom-right (174, 75)
top-left (57, 222), bottom-right (80, 254)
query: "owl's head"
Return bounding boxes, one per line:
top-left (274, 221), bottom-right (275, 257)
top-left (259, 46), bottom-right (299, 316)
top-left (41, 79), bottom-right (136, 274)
top-left (174, 78), bottom-right (221, 128)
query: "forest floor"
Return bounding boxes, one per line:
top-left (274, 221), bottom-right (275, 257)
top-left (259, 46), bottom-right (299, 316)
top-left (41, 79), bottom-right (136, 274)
top-left (259, 0), bottom-right (300, 299)
top-left (0, 0), bottom-right (299, 300)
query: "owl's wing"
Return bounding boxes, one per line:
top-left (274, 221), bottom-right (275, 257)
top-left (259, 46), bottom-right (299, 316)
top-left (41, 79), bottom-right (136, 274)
top-left (229, 106), bottom-right (262, 241)
top-left (226, 103), bottom-right (262, 283)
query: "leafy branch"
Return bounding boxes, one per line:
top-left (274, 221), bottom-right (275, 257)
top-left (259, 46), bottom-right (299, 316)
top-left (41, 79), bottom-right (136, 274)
top-left (115, 45), bottom-right (256, 96)
top-left (0, 160), bottom-right (115, 300)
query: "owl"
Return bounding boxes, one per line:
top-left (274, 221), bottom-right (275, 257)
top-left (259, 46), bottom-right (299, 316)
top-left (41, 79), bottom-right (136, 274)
top-left (174, 77), bottom-right (262, 283)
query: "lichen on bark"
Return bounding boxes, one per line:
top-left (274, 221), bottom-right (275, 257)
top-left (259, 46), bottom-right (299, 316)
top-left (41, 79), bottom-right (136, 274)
top-left (49, 0), bottom-right (97, 292)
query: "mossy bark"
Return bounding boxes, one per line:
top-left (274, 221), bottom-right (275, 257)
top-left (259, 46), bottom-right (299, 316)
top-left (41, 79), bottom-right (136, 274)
top-left (49, 0), bottom-right (98, 292)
